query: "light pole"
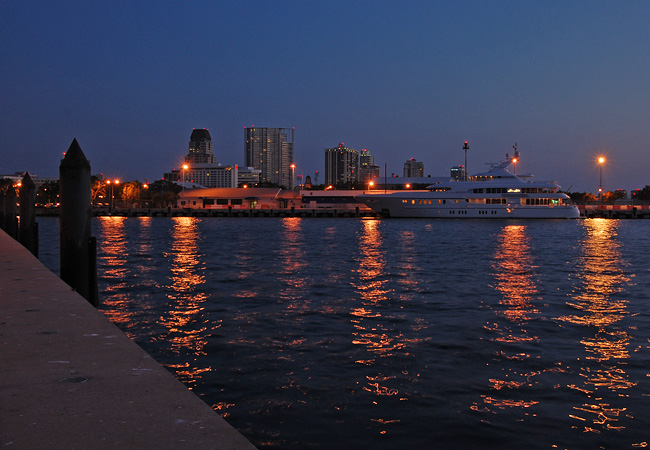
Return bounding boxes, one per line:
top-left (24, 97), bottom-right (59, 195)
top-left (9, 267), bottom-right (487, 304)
top-left (598, 157), bottom-right (606, 203)
top-left (463, 141), bottom-right (469, 181)
top-left (290, 164), bottom-right (296, 189)
top-left (106, 180), bottom-right (112, 211)
top-left (106, 179), bottom-right (119, 210)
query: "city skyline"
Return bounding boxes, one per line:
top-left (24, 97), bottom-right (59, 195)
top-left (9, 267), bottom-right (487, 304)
top-left (2, 2), bottom-right (650, 193)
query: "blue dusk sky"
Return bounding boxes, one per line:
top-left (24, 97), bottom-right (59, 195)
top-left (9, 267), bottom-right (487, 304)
top-left (2, 1), bottom-right (649, 193)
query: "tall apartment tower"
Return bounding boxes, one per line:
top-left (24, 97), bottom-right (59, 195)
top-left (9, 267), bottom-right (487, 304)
top-left (186, 128), bottom-right (216, 164)
top-left (244, 127), bottom-right (295, 188)
top-left (404, 158), bottom-right (424, 177)
top-left (325, 143), bottom-right (359, 187)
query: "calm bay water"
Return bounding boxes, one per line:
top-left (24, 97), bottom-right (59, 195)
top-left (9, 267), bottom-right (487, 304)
top-left (38, 217), bottom-right (650, 449)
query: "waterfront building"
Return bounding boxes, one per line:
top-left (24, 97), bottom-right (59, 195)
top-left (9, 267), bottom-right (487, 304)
top-left (244, 127), bottom-right (295, 188)
top-left (325, 143), bottom-right (359, 187)
top-left (404, 158), bottom-right (424, 177)
top-left (176, 187), bottom-right (374, 212)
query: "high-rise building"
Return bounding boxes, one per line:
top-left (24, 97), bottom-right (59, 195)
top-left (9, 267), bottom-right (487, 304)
top-left (360, 149), bottom-right (374, 168)
top-left (186, 129), bottom-right (216, 164)
top-left (244, 127), bottom-right (295, 188)
top-left (325, 143), bottom-right (359, 187)
top-left (404, 158), bottom-right (424, 177)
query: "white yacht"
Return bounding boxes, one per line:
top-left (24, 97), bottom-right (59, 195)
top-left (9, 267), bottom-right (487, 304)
top-left (356, 150), bottom-right (580, 219)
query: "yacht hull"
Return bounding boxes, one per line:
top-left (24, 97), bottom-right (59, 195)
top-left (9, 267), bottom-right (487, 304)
top-left (357, 195), bottom-right (581, 219)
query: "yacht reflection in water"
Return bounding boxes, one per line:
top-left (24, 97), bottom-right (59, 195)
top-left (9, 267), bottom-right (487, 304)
top-left (477, 224), bottom-right (541, 411)
top-left (559, 219), bottom-right (634, 434)
top-left (160, 217), bottom-right (211, 386)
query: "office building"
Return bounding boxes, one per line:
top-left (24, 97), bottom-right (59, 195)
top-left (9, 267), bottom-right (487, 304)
top-left (325, 143), bottom-right (359, 187)
top-left (237, 166), bottom-right (262, 187)
top-left (244, 127), bottom-right (295, 188)
top-left (404, 158), bottom-right (424, 177)
top-left (186, 129), bottom-right (216, 164)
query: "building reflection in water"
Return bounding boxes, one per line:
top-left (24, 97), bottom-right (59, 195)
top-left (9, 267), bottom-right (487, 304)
top-left (159, 217), bottom-right (210, 387)
top-left (97, 216), bottom-right (132, 328)
top-left (477, 224), bottom-right (541, 411)
top-left (558, 219), bottom-right (634, 434)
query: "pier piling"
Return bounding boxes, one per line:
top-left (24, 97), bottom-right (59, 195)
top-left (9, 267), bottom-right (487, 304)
top-left (3, 185), bottom-right (18, 239)
top-left (59, 138), bottom-right (98, 306)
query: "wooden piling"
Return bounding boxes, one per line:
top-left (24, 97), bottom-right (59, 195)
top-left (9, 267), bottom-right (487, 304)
top-left (59, 139), bottom-right (98, 307)
top-left (3, 186), bottom-right (18, 239)
top-left (0, 189), bottom-right (5, 233)
top-left (19, 172), bottom-right (38, 256)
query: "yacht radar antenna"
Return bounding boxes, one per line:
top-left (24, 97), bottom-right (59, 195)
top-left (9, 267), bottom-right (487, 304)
top-left (512, 142), bottom-right (519, 174)
top-left (463, 141), bottom-right (469, 181)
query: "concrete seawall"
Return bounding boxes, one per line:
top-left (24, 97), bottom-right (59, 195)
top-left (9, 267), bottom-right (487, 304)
top-left (0, 229), bottom-right (256, 449)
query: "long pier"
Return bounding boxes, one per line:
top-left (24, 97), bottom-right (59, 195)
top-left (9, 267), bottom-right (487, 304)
top-left (578, 204), bottom-right (650, 219)
top-left (35, 205), bottom-right (650, 219)
top-left (0, 229), bottom-right (256, 449)
top-left (36, 206), bottom-right (380, 218)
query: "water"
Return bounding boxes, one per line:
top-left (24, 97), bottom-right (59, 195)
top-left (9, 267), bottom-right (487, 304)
top-left (38, 217), bottom-right (650, 449)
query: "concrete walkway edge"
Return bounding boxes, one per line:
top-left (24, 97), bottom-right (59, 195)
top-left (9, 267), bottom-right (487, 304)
top-left (0, 229), bottom-right (256, 449)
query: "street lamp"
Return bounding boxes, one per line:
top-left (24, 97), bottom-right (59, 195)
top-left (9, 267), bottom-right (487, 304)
top-left (598, 157), bottom-right (606, 203)
top-left (368, 180), bottom-right (374, 191)
top-left (463, 141), bottom-right (469, 181)
top-left (290, 164), bottom-right (296, 189)
top-left (106, 179), bottom-right (119, 210)
top-left (106, 180), bottom-right (111, 210)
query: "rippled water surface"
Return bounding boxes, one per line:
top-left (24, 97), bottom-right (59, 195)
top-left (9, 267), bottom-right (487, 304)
top-left (38, 217), bottom-right (650, 449)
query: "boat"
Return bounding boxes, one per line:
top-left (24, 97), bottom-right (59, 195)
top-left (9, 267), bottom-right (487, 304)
top-left (355, 148), bottom-right (580, 219)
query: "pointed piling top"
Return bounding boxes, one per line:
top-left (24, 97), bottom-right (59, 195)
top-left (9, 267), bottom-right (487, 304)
top-left (21, 171), bottom-right (35, 189)
top-left (61, 138), bottom-right (91, 170)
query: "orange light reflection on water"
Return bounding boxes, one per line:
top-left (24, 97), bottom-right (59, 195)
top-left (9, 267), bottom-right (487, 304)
top-left (477, 224), bottom-right (541, 412)
top-left (158, 217), bottom-right (210, 386)
top-left (97, 217), bottom-right (133, 328)
top-left (558, 219), bottom-right (634, 433)
top-left (351, 220), bottom-right (414, 436)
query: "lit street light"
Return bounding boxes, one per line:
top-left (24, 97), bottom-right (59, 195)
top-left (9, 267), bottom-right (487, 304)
top-left (182, 164), bottom-right (189, 200)
top-left (106, 179), bottom-right (120, 211)
top-left (290, 164), bottom-right (296, 189)
top-left (598, 157), bottom-right (606, 203)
